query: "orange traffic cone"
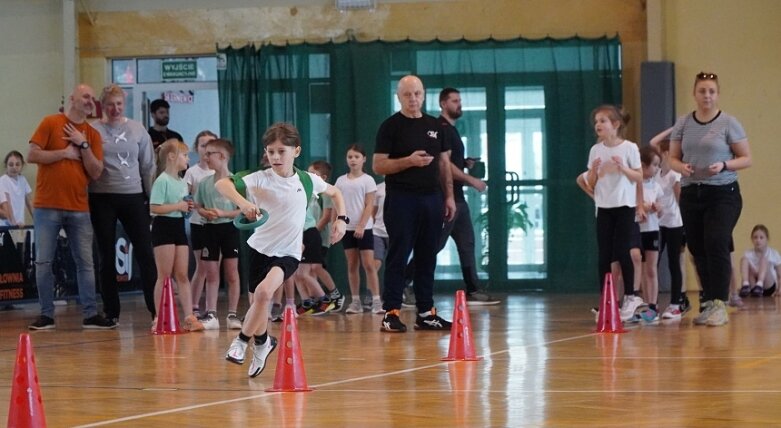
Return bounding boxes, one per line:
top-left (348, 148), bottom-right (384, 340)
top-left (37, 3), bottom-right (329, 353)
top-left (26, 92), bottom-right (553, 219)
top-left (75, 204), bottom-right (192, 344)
top-left (442, 290), bottom-right (483, 361)
top-left (595, 273), bottom-right (627, 333)
top-left (153, 277), bottom-right (184, 335)
top-left (265, 306), bottom-right (312, 392)
top-left (7, 334), bottom-right (47, 428)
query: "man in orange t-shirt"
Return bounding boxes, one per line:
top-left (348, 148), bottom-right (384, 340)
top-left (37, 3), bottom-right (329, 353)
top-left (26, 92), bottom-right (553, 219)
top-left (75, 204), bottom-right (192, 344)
top-left (27, 84), bottom-right (117, 330)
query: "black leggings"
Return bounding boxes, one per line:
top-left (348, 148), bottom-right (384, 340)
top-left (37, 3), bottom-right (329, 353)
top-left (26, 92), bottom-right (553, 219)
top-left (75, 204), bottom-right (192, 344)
top-left (596, 206), bottom-right (635, 295)
top-left (89, 193), bottom-right (157, 319)
top-left (659, 226), bottom-right (684, 304)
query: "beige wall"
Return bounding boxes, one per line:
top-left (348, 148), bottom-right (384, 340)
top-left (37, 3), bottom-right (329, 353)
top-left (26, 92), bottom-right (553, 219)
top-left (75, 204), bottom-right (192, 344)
top-left (3, 0), bottom-right (779, 280)
top-left (662, 0), bottom-right (781, 286)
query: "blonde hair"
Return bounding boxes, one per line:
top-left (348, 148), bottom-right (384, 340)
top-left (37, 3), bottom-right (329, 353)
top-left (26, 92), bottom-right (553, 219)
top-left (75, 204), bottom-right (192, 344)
top-left (100, 84), bottom-right (125, 105)
top-left (157, 139), bottom-right (188, 176)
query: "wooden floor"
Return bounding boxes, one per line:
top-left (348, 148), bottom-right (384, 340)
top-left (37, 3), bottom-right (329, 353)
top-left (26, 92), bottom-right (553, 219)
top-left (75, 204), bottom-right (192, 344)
top-left (2, 292), bottom-right (781, 427)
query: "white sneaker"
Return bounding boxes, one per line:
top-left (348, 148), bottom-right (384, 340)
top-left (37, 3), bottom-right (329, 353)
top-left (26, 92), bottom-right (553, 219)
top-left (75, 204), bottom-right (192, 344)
top-left (661, 305), bottom-right (682, 320)
top-left (226, 314), bottom-right (243, 330)
top-left (371, 299), bottom-right (385, 314)
top-left (620, 295), bottom-right (645, 322)
top-left (345, 300), bottom-right (364, 314)
top-left (225, 337), bottom-right (249, 364)
top-left (248, 336), bottom-right (278, 378)
top-left (201, 313), bottom-right (220, 330)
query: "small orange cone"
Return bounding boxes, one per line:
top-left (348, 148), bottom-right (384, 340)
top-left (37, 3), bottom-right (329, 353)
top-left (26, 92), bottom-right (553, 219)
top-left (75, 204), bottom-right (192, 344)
top-left (153, 277), bottom-right (184, 335)
top-left (442, 290), bottom-right (483, 361)
top-left (7, 334), bottom-right (47, 428)
top-left (265, 306), bottom-right (312, 392)
top-left (595, 273), bottom-right (627, 333)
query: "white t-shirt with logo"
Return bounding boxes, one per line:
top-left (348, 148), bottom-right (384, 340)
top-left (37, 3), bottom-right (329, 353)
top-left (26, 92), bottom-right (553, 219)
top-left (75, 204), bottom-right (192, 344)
top-left (243, 168), bottom-right (327, 260)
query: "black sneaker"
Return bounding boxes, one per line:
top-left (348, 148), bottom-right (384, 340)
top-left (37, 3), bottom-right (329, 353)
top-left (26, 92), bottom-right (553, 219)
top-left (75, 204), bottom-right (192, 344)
top-left (380, 309), bottom-right (407, 333)
top-left (329, 288), bottom-right (346, 312)
top-left (28, 316), bottom-right (55, 330)
top-left (466, 290), bottom-right (501, 305)
top-left (414, 308), bottom-right (452, 330)
top-left (82, 314), bottom-right (118, 330)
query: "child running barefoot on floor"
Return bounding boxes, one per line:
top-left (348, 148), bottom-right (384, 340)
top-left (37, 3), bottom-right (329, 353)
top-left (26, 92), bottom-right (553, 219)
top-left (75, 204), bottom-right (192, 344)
top-left (149, 139), bottom-right (204, 331)
top-left (739, 225), bottom-right (781, 298)
top-left (221, 123), bottom-right (346, 378)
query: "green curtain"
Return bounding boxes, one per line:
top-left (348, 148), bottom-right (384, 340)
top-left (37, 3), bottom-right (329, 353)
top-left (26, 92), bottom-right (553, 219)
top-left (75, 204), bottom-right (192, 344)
top-left (218, 37), bottom-right (621, 292)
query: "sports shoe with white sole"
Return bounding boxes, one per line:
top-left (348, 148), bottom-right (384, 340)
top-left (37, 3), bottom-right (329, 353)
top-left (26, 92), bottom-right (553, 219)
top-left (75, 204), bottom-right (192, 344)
top-left (225, 337), bottom-right (249, 364)
top-left (248, 336), bottom-right (278, 378)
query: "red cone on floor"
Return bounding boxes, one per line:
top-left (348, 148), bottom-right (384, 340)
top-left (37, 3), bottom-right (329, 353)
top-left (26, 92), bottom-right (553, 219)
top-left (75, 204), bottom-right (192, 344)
top-left (266, 306), bottom-right (313, 392)
top-left (595, 273), bottom-right (627, 333)
top-left (7, 334), bottom-right (47, 428)
top-left (442, 290), bottom-right (483, 361)
top-left (153, 277), bottom-right (184, 335)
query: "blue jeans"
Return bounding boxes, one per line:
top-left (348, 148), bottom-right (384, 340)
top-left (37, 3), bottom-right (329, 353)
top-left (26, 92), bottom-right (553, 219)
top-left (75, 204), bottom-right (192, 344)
top-left (34, 208), bottom-right (98, 319)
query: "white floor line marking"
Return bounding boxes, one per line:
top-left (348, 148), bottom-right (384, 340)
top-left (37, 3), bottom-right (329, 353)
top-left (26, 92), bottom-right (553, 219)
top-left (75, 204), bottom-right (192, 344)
top-left (72, 332), bottom-right (597, 427)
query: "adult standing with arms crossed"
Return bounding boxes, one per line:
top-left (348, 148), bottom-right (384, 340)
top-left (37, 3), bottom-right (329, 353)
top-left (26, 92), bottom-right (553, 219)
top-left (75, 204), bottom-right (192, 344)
top-left (373, 75), bottom-right (456, 333)
top-left (89, 84), bottom-right (158, 324)
top-left (27, 84), bottom-right (116, 330)
top-left (669, 71), bottom-right (752, 327)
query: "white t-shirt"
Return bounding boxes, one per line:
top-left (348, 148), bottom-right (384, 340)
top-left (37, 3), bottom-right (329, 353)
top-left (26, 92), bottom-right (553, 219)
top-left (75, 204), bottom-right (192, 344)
top-left (587, 140), bottom-right (641, 209)
top-left (743, 247), bottom-right (781, 283)
top-left (0, 174), bottom-right (32, 226)
top-left (184, 163), bottom-right (214, 225)
top-left (373, 182), bottom-right (388, 238)
top-left (335, 172), bottom-right (377, 232)
top-left (243, 169), bottom-right (328, 259)
top-left (655, 169), bottom-right (683, 228)
top-left (639, 178), bottom-right (663, 233)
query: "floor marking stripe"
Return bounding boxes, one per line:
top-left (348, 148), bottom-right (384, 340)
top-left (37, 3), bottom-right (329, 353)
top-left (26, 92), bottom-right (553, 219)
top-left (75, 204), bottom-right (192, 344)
top-left (73, 332), bottom-right (597, 427)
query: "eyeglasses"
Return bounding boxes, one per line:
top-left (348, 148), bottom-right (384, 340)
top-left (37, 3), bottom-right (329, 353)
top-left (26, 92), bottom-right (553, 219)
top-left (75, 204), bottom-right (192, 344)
top-left (696, 72), bottom-right (718, 80)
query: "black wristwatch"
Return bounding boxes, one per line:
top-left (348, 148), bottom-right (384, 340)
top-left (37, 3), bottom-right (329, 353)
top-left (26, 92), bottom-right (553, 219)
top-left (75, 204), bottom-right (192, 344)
top-left (336, 215), bottom-right (350, 224)
top-left (78, 141), bottom-right (90, 150)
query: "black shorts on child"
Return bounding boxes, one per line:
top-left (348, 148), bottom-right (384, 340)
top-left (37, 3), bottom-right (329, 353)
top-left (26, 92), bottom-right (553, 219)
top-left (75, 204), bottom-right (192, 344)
top-left (190, 223), bottom-right (208, 251)
top-left (201, 222), bottom-right (239, 261)
top-left (247, 249), bottom-right (299, 293)
top-left (301, 227), bottom-right (324, 264)
top-left (151, 216), bottom-right (188, 247)
top-left (342, 229), bottom-right (374, 251)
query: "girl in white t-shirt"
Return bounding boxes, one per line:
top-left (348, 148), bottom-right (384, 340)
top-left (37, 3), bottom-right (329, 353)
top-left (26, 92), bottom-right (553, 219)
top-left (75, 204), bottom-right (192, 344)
top-left (184, 130), bottom-right (217, 318)
top-left (739, 225), bottom-right (781, 297)
top-left (0, 151), bottom-right (33, 228)
top-left (585, 105), bottom-right (643, 319)
top-left (335, 144), bottom-right (383, 314)
top-left (635, 146), bottom-right (663, 324)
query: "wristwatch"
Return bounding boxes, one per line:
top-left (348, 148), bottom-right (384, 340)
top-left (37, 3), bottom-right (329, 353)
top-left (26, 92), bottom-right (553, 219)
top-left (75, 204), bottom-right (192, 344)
top-left (78, 141), bottom-right (90, 150)
top-left (336, 215), bottom-right (350, 224)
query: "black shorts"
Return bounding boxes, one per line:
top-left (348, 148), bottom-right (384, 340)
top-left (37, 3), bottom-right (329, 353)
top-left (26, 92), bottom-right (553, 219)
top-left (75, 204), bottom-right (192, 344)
top-left (247, 250), bottom-right (299, 293)
top-left (641, 231), bottom-right (660, 252)
top-left (190, 223), bottom-right (208, 251)
top-left (201, 222), bottom-right (240, 261)
top-left (629, 221), bottom-right (641, 250)
top-left (301, 227), bottom-right (324, 264)
top-left (342, 229), bottom-right (374, 251)
top-left (151, 216), bottom-right (188, 247)
top-left (320, 246), bottom-right (329, 269)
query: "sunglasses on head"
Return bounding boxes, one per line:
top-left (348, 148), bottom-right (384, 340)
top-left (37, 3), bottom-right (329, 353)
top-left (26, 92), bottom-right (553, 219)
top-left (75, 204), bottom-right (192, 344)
top-left (696, 72), bottom-right (718, 80)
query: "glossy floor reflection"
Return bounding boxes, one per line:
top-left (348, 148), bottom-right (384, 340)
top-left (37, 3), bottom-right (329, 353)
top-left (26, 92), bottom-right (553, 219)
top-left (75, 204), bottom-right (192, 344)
top-left (2, 292), bottom-right (781, 426)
